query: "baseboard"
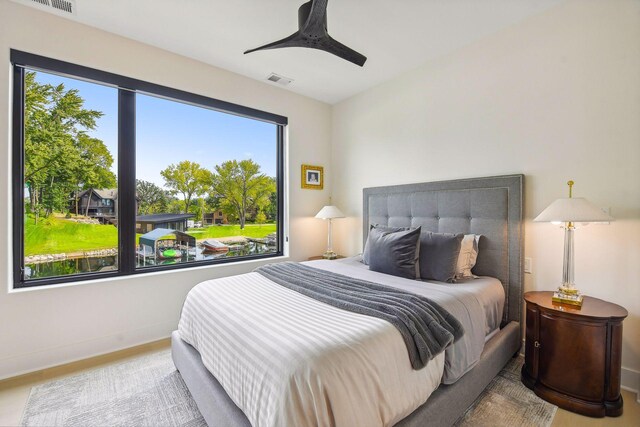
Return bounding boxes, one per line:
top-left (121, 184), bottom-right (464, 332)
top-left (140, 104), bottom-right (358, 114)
top-left (621, 366), bottom-right (640, 404)
top-left (0, 320), bottom-right (175, 381)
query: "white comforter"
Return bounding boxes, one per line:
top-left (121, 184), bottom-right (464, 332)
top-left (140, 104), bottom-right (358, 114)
top-left (177, 258), bottom-right (504, 427)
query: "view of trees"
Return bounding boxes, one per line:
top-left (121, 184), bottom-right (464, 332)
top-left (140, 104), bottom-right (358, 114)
top-left (160, 161), bottom-right (212, 214)
top-left (137, 159), bottom-right (276, 229)
top-left (25, 71), bottom-right (278, 229)
top-left (135, 180), bottom-right (169, 215)
top-left (24, 72), bottom-right (116, 223)
top-left (212, 160), bottom-right (275, 229)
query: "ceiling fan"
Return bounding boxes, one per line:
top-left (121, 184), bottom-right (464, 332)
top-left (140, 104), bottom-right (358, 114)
top-left (244, 0), bottom-right (367, 67)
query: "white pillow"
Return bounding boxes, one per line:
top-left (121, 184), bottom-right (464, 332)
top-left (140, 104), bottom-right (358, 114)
top-left (456, 234), bottom-right (481, 279)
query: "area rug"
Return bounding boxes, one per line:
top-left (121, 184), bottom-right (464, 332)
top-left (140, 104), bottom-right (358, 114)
top-left (21, 350), bottom-right (206, 427)
top-left (454, 356), bottom-right (557, 427)
top-left (22, 350), bottom-right (556, 426)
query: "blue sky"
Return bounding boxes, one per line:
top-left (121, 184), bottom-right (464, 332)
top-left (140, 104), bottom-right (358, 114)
top-left (32, 70), bottom-right (277, 190)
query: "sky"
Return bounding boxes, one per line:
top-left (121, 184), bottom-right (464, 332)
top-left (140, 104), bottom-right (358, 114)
top-left (32, 70), bottom-right (278, 190)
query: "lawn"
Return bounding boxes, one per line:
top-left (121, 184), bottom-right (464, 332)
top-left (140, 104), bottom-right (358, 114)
top-left (25, 215), bottom-right (119, 256)
top-left (188, 223), bottom-right (276, 240)
top-left (24, 216), bottom-right (277, 256)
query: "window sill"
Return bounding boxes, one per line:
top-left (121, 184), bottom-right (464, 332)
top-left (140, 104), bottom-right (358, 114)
top-left (8, 255), bottom-right (290, 294)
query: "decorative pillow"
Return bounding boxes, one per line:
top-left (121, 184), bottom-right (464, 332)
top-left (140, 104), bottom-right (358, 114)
top-left (419, 232), bottom-right (464, 283)
top-left (363, 225), bottom-right (412, 265)
top-left (365, 226), bottom-right (421, 280)
top-left (456, 234), bottom-right (482, 279)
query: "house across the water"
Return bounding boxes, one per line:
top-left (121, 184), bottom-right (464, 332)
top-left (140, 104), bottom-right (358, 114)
top-left (70, 189), bottom-right (118, 223)
top-left (203, 210), bottom-right (228, 225)
top-left (135, 213), bottom-right (195, 233)
top-left (70, 188), bottom-right (139, 224)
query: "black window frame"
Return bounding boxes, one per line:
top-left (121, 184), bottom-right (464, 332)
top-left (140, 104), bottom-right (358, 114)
top-left (11, 49), bottom-right (286, 289)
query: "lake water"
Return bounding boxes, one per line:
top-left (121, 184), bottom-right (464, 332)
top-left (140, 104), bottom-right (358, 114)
top-left (25, 242), bottom-right (276, 280)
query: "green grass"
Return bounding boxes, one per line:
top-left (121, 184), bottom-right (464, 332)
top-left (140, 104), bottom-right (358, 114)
top-left (188, 224), bottom-right (276, 240)
top-left (25, 215), bottom-right (119, 256)
top-left (24, 216), bottom-right (277, 256)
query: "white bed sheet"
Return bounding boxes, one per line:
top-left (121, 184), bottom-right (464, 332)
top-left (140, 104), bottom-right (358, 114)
top-left (177, 258), bottom-right (504, 427)
top-left (313, 256), bottom-right (505, 383)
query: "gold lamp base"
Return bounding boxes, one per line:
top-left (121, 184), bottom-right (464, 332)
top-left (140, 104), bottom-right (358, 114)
top-left (322, 251), bottom-right (338, 260)
top-left (552, 287), bottom-right (583, 308)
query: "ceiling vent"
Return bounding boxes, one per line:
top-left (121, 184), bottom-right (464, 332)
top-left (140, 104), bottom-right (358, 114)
top-left (17, 0), bottom-right (76, 14)
top-left (266, 73), bottom-right (294, 87)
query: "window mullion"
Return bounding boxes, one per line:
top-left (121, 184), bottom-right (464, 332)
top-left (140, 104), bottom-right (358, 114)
top-left (118, 89), bottom-right (136, 274)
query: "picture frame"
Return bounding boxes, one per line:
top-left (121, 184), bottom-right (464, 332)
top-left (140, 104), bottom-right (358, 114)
top-left (301, 164), bottom-right (324, 190)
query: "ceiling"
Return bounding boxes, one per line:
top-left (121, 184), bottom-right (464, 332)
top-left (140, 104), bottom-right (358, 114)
top-left (13, 0), bottom-right (564, 104)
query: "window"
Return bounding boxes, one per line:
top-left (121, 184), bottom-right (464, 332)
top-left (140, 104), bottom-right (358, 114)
top-left (12, 50), bottom-right (286, 288)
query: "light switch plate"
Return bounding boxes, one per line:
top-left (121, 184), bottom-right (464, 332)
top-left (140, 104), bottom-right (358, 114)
top-left (524, 257), bottom-right (532, 274)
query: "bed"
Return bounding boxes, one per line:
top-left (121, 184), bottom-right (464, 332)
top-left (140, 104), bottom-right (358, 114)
top-left (172, 174), bottom-right (524, 427)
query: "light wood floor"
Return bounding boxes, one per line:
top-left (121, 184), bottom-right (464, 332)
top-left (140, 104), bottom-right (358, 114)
top-left (1, 339), bottom-right (638, 427)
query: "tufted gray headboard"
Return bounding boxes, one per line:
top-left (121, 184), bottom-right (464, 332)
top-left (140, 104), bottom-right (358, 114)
top-left (363, 175), bottom-right (523, 324)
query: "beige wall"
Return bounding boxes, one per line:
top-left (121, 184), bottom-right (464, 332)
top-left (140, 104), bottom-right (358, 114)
top-left (0, 1), bottom-right (332, 379)
top-left (331, 0), bottom-right (640, 392)
top-left (1, 0), bottom-right (639, 396)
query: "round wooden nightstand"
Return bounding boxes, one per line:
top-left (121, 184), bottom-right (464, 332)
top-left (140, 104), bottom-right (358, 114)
top-left (307, 255), bottom-right (345, 261)
top-left (521, 291), bottom-right (628, 417)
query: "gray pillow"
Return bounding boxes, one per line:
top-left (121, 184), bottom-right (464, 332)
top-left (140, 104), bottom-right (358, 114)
top-left (419, 232), bottom-right (464, 282)
top-left (365, 226), bottom-right (421, 279)
top-left (363, 225), bottom-right (413, 265)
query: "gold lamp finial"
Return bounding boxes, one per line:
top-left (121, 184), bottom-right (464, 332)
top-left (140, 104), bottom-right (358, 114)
top-left (567, 180), bottom-right (574, 198)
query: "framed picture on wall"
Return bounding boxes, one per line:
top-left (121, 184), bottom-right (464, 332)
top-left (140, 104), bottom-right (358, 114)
top-left (301, 164), bottom-right (324, 190)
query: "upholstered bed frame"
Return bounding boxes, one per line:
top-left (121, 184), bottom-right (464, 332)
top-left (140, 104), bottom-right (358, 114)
top-left (172, 174), bottom-right (524, 427)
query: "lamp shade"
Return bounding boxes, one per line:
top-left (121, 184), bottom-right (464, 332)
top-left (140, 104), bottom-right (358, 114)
top-left (534, 197), bottom-right (613, 223)
top-left (315, 205), bottom-right (345, 219)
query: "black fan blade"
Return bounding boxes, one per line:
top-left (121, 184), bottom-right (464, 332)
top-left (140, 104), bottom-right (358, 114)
top-left (301, 0), bottom-right (328, 37)
top-left (244, 32), bottom-right (301, 55)
top-left (244, 0), bottom-right (367, 67)
top-left (320, 36), bottom-right (367, 67)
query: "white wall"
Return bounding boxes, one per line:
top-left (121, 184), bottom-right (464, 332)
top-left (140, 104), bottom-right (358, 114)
top-left (0, 1), bottom-right (332, 379)
top-left (331, 0), bottom-right (640, 393)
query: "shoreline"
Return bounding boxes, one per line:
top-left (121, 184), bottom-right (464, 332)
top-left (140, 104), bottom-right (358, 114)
top-left (24, 236), bottom-right (252, 264)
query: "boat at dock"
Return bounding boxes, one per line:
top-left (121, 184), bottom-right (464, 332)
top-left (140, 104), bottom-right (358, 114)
top-left (158, 248), bottom-right (182, 259)
top-left (200, 239), bottom-right (230, 252)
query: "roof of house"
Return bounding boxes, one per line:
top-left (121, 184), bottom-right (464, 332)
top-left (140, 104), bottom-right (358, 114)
top-left (76, 188), bottom-right (118, 199)
top-left (136, 213), bottom-right (195, 223)
top-left (73, 188), bottom-right (140, 201)
top-left (139, 228), bottom-right (196, 248)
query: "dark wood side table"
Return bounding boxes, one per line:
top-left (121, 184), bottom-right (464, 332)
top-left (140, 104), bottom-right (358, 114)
top-left (308, 255), bottom-right (345, 261)
top-left (521, 291), bottom-right (628, 417)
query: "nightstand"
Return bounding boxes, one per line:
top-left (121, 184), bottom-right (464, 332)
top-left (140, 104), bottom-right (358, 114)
top-left (521, 291), bottom-right (628, 417)
top-left (308, 255), bottom-right (345, 261)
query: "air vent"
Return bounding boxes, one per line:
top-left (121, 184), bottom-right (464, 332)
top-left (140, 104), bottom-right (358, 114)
top-left (51, 0), bottom-right (73, 13)
top-left (18, 0), bottom-right (75, 14)
top-left (266, 73), bottom-right (294, 87)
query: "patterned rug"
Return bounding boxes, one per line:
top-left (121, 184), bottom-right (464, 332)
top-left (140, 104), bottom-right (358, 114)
top-left (21, 350), bottom-right (206, 427)
top-left (22, 350), bottom-right (556, 426)
top-left (455, 356), bottom-right (557, 427)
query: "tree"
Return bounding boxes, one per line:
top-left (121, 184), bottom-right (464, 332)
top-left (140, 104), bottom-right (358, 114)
top-left (74, 134), bottom-right (117, 216)
top-left (160, 161), bottom-right (211, 213)
top-left (255, 211), bottom-right (267, 224)
top-left (210, 159), bottom-right (275, 229)
top-left (265, 177), bottom-right (278, 221)
top-left (136, 180), bottom-right (169, 214)
top-left (23, 71), bottom-right (113, 223)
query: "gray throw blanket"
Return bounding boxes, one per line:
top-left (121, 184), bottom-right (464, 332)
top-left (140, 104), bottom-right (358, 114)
top-left (255, 262), bottom-right (464, 370)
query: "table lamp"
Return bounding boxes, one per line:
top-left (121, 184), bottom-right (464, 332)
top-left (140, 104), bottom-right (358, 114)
top-left (534, 180), bottom-right (613, 306)
top-left (315, 205), bottom-right (345, 259)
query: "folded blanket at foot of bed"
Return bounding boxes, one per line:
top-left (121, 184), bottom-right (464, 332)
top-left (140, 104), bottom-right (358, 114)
top-left (255, 262), bottom-right (464, 369)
